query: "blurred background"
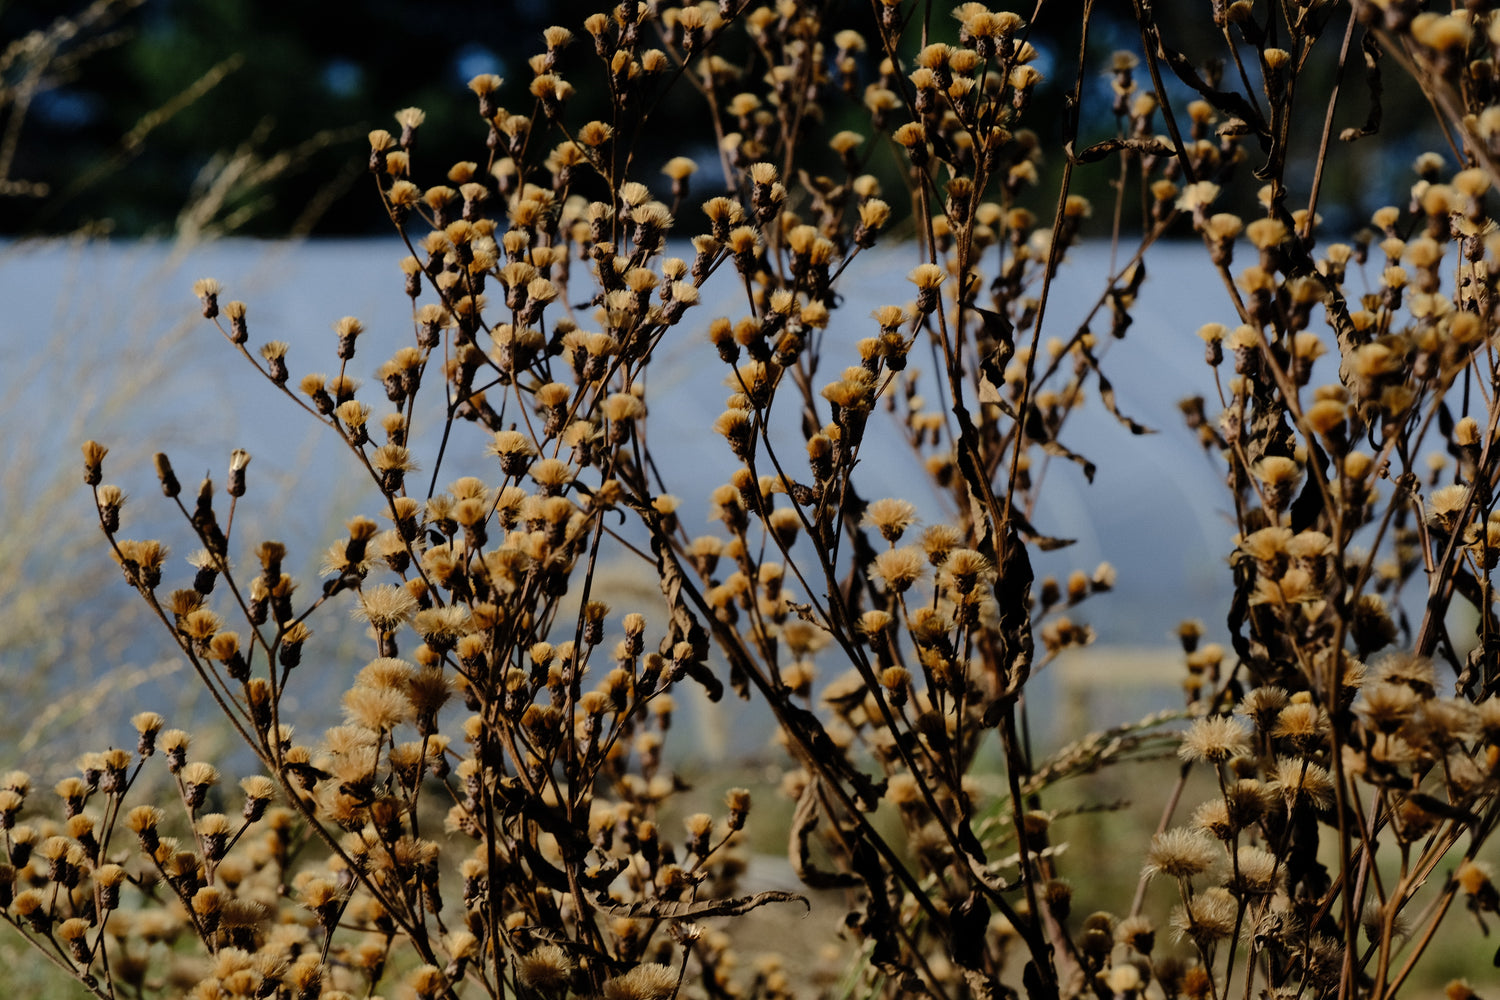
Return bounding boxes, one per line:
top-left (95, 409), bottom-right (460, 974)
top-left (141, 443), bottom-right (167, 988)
top-left (2, 0), bottom-right (1446, 238)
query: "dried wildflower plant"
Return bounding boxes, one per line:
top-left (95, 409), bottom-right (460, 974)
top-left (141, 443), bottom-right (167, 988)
top-left (16, 1), bottom-right (1500, 998)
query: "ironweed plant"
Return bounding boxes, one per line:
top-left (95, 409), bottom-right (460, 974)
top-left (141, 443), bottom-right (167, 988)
top-left (13, 0), bottom-right (1500, 998)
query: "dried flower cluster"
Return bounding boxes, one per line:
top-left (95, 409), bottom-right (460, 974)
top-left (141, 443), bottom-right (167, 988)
top-left (15, 1), bottom-right (1500, 999)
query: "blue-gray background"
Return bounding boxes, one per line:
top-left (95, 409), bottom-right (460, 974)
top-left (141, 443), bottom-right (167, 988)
top-left (0, 237), bottom-right (1269, 767)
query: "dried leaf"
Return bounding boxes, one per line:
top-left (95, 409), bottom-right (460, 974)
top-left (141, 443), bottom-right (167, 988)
top-left (1094, 370), bottom-right (1154, 435)
top-left (1075, 341), bottom-right (1154, 436)
top-left (623, 493), bottom-right (725, 702)
top-left (1024, 958), bottom-right (1060, 1000)
top-left (1408, 792), bottom-right (1480, 827)
top-left (1006, 507), bottom-right (1075, 552)
top-left (1071, 136), bottom-right (1176, 163)
top-left (977, 376), bottom-right (1006, 406)
top-left (1339, 31), bottom-right (1382, 142)
top-left (949, 890), bottom-right (990, 969)
top-left (849, 838), bottom-right (900, 968)
top-left (1041, 438), bottom-right (1096, 483)
top-left (788, 778), bottom-right (860, 889)
top-left (592, 889), bottom-right (809, 920)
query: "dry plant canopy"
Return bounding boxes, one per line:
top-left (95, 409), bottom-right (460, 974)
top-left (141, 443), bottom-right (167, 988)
top-left (16, 0), bottom-right (1500, 998)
